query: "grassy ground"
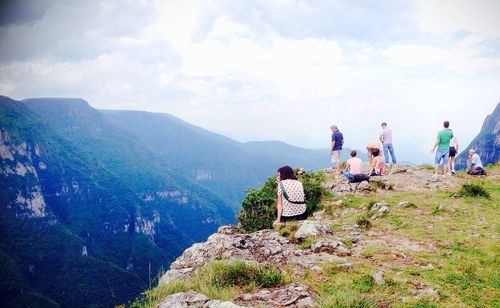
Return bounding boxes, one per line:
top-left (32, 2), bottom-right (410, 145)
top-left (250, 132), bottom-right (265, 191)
top-left (134, 165), bottom-right (499, 307)
top-left (308, 167), bottom-right (499, 307)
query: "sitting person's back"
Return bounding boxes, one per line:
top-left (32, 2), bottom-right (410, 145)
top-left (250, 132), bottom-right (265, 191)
top-left (342, 150), bottom-right (367, 182)
top-left (273, 165), bottom-right (307, 226)
top-left (370, 148), bottom-right (385, 176)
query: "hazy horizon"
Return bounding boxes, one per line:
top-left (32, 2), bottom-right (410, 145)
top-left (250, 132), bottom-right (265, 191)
top-left (1, 0), bottom-right (499, 163)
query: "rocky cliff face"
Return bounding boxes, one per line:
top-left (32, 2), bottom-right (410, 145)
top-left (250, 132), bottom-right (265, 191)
top-left (148, 166), bottom-right (487, 307)
top-left (455, 102), bottom-right (500, 169)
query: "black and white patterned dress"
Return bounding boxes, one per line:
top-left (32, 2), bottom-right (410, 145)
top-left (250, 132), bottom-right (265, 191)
top-left (278, 179), bottom-right (306, 217)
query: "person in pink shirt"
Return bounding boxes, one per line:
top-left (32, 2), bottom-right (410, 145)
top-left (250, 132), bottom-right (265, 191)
top-left (341, 150), bottom-right (362, 181)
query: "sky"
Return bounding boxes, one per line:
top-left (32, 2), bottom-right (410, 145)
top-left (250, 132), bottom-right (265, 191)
top-left (0, 0), bottom-right (499, 163)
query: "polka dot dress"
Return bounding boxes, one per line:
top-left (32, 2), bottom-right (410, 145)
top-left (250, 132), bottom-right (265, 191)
top-left (278, 180), bottom-right (306, 217)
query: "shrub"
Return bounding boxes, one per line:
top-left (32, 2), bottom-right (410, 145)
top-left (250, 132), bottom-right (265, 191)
top-left (237, 188), bottom-right (276, 232)
top-left (458, 183), bottom-right (490, 199)
top-left (298, 170), bottom-right (327, 214)
top-left (238, 170), bottom-right (327, 232)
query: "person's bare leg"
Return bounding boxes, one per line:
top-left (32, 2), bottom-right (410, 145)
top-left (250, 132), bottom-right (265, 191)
top-left (336, 161), bottom-right (342, 174)
top-left (444, 164), bottom-right (449, 175)
top-left (434, 164), bottom-right (439, 175)
top-left (274, 203), bottom-right (282, 225)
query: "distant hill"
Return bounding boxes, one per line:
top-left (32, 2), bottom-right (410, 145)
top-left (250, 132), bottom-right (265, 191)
top-left (1, 97), bottom-right (157, 306)
top-left (1, 95), bottom-right (369, 306)
top-left (1, 96), bottom-right (234, 307)
top-left (455, 102), bottom-right (500, 169)
top-left (101, 110), bottom-right (362, 208)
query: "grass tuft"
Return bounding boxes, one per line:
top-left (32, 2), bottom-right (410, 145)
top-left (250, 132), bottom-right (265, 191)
top-left (299, 237), bottom-right (314, 250)
top-left (356, 214), bottom-right (372, 229)
top-left (132, 260), bottom-right (285, 307)
top-left (318, 290), bottom-right (376, 308)
top-left (457, 182), bottom-right (490, 198)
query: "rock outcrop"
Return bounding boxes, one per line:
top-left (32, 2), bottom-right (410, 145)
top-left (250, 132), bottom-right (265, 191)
top-left (455, 102), bottom-right (500, 169)
top-left (160, 225), bottom-right (348, 285)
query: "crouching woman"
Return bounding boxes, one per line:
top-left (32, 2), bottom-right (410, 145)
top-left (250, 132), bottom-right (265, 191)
top-left (273, 166), bottom-right (307, 227)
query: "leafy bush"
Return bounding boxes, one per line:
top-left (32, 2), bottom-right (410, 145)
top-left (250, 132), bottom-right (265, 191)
top-left (237, 188), bottom-right (276, 232)
top-left (238, 170), bottom-right (327, 232)
top-left (298, 171), bottom-right (327, 214)
top-left (458, 183), bottom-right (490, 198)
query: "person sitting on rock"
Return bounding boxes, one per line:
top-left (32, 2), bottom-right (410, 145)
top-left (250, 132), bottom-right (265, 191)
top-left (467, 149), bottom-right (487, 176)
top-left (369, 148), bottom-right (385, 176)
top-left (341, 150), bottom-right (362, 181)
top-left (273, 166), bottom-right (307, 227)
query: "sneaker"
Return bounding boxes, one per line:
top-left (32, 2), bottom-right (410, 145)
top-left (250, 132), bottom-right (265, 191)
top-left (451, 170), bottom-right (456, 174)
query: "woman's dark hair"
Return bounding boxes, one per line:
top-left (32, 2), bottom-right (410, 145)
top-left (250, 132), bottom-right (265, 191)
top-left (350, 150), bottom-right (357, 157)
top-left (278, 165), bottom-right (297, 180)
top-left (371, 148), bottom-right (380, 157)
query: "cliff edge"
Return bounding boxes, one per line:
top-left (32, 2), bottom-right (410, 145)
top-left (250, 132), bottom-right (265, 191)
top-left (136, 165), bottom-right (499, 307)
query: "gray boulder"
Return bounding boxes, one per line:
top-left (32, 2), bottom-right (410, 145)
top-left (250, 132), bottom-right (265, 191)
top-left (311, 239), bottom-right (351, 256)
top-left (294, 221), bottom-right (331, 239)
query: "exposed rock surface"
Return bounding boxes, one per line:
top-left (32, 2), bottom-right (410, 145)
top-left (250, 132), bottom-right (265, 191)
top-left (159, 283), bottom-right (316, 308)
top-left (234, 283), bottom-right (316, 307)
top-left (294, 220), bottom-right (331, 239)
top-left (311, 239), bottom-right (351, 256)
top-left (455, 102), bottom-right (499, 169)
top-left (160, 225), bottom-right (346, 284)
top-left (324, 165), bottom-right (462, 195)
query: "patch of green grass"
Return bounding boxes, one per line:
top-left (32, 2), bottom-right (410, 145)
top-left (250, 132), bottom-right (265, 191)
top-left (360, 244), bottom-right (389, 258)
top-left (317, 290), bottom-right (376, 308)
top-left (387, 215), bottom-right (406, 229)
top-left (344, 195), bottom-right (365, 208)
top-left (340, 239), bottom-right (353, 249)
top-left (132, 280), bottom-right (189, 308)
top-left (356, 213), bottom-right (372, 229)
top-left (279, 228), bottom-right (290, 237)
top-left (330, 223), bottom-right (341, 232)
top-left (352, 275), bottom-right (375, 293)
top-left (366, 199), bottom-right (378, 210)
top-left (133, 260), bottom-right (285, 307)
top-left (457, 182), bottom-right (490, 199)
top-left (299, 237), bottom-right (314, 250)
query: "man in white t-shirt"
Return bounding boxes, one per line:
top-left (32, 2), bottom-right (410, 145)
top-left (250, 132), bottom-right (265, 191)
top-left (467, 149), bottom-right (486, 176)
top-left (341, 150), bottom-right (362, 181)
top-left (380, 122), bottom-right (396, 164)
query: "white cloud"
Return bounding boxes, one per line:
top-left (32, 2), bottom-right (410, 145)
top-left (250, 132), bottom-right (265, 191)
top-left (0, 0), bottom-right (499, 163)
top-left (416, 0), bottom-right (500, 37)
top-left (382, 45), bottom-right (450, 66)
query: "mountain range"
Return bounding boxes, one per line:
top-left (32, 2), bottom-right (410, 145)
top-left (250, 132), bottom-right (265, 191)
top-left (1, 96), bottom-right (359, 307)
top-left (455, 102), bottom-right (500, 170)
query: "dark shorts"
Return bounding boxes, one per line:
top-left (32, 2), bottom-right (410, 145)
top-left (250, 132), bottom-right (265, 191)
top-left (449, 147), bottom-right (457, 157)
top-left (275, 209), bottom-right (308, 222)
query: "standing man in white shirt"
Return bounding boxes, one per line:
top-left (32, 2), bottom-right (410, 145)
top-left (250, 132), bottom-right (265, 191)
top-left (380, 122), bottom-right (397, 165)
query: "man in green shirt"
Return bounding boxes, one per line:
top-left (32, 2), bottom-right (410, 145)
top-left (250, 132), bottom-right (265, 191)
top-left (431, 121), bottom-right (454, 176)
